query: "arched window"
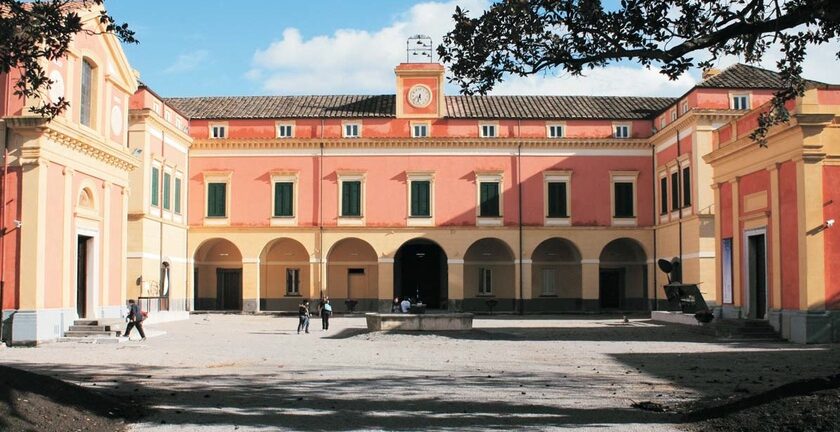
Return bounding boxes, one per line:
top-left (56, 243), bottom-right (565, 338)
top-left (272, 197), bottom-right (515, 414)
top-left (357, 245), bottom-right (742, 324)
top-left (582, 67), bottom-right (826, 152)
top-left (78, 187), bottom-right (95, 210)
top-left (80, 59), bottom-right (94, 127)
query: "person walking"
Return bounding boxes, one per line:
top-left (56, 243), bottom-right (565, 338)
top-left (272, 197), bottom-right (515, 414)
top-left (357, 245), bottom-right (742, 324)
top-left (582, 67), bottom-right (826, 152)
top-left (321, 299), bottom-right (332, 331)
top-left (297, 299), bottom-right (310, 334)
top-left (123, 299), bottom-right (146, 341)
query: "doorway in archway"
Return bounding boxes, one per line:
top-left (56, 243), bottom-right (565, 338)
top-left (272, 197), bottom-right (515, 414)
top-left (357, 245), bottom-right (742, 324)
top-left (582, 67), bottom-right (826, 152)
top-left (394, 239), bottom-right (448, 309)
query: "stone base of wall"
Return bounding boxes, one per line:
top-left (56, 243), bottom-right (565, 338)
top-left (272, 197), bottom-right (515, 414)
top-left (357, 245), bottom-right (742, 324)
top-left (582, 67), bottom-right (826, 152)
top-left (366, 313), bottom-right (474, 331)
top-left (1, 307), bottom-right (122, 346)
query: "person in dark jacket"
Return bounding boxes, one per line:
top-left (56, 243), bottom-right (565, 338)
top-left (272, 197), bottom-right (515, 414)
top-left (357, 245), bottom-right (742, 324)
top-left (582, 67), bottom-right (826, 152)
top-left (123, 299), bottom-right (146, 341)
top-left (297, 300), bottom-right (310, 334)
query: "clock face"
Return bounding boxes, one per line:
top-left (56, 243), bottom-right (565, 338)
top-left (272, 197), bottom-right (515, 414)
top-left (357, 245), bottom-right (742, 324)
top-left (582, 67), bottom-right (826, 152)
top-left (408, 85), bottom-right (432, 108)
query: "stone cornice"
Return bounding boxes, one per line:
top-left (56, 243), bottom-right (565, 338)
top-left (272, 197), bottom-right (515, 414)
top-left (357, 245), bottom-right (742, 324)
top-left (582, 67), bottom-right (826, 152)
top-left (129, 108), bottom-right (194, 145)
top-left (191, 137), bottom-right (652, 151)
top-left (649, 110), bottom-right (741, 146)
top-left (6, 116), bottom-right (140, 172)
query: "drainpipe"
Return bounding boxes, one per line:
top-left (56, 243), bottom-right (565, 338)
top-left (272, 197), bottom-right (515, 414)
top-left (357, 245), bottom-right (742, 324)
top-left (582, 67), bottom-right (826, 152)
top-left (517, 120), bottom-right (524, 315)
top-left (0, 126), bottom-right (8, 341)
top-left (319, 120), bottom-right (324, 300)
top-left (651, 144), bottom-right (658, 311)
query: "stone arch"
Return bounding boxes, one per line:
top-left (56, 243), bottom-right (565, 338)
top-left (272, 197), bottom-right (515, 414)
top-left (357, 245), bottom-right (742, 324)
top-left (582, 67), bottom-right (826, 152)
top-left (259, 238), bottom-right (310, 310)
top-left (463, 238), bottom-right (516, 312)
top-left (326, 237), bottom-right (378, 311)
top-left (599, 238), bottom-right (648, 310)
top-left (394, 238), bottom-right (448, 309)
top-left (193, 238), bottom-right (242, 311)
top-left (530, 238), bottom-right (582, 309)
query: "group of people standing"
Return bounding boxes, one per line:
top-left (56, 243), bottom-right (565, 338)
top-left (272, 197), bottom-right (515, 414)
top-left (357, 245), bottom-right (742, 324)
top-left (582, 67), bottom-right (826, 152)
top-left (298, 297), bottom-right (332, 334)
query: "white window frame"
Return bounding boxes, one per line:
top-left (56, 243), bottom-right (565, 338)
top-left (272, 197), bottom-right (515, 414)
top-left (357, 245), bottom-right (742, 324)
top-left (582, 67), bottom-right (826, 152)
top-left (410, 121), bottom-right (430, 138)
top-left (479, 122), bottom-right (498, 138)
top-left (610, 170), bottom-right (638, 226)
top-left (286, 268), bottom-right (301, 295)
top-left (475, 172), bottom-right (503, 226)
top-left (660, 117), bottom-right (666, 130)
top-left (613, 123), bottom-right (631, 139)
top-left (152, 102), bottom-right (161, 115)
top-left (658, 170), bottom-right (669, 224)
top-left (276, 122), bottom-right (295, 139)
top-left (150, 161), bottom-right (162, 218)
top-left (678, 154), bottom-right (693, 217)
top-left (337, 172), bottom-right (365, 226)
top-left (210, 123), bottom-right (227, 139)
top-left (406, 172), bottom-right (434, 226)
top-left (670, 109), bottom-right (677, 121)
top-left (164, 111), bottom-right (172, 123)
top-left (681, 101), bottom-right (689, 115)
top-left (478, 267), bottom-right (493, 295)
top-left (175, 117), bottom-right (182, 130)
top-left (543, 171), bottom-right (571, 226)
top-left (668, 164), bottom-right (680, 220)
top-left (203, 171), bottom-right (232, 226)
top-left (731, 93), bottom-right (750, 110)
top-left (270, 172), bottom-right (298, 226)
top-left (342, 121), bottom-right (361, 138)
top-left (546, 123), bottom-right (565, 139)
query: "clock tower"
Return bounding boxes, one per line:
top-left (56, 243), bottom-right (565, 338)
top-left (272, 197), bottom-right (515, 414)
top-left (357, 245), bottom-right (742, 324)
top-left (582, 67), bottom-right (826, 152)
top-left (395, 36), bottom-right (445, 119)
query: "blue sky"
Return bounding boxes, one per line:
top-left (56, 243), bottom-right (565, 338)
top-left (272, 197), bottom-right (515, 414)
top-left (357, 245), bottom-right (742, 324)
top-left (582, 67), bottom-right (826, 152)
top-left (106, 0), bottom-right (836, 99)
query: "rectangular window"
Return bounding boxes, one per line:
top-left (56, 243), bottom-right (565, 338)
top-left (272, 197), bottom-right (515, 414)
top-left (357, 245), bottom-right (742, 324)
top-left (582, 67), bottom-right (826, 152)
top-left (660, 117), bottom-right (666, 130)
top-left (671, 109), bottom-right (677, 121)
top-left (80, 60), bottom-right (92, 127)
top-left (277, 124), bottom-right (293, 138)
top-left (163, 172), bottom-right (172, 211)
top-left (614, 182), bottom-right (634, 217)
top-left (546, 182), bottom-right (568, 218)
top-left (541, 268), bottom-right (557, 296)
top-left (548, 125), bottom-right (564, 138)
top-left (660, 177), bottom-right (668, 215)
top-left (344, 123), bottom-right (360, 138)
top-left (681, 101), bottom-right (689, 114)
top-left (671, 171), bottom-right (680, 210)
top-left (273, 182), bottom-right (294, 217)
top-left (480, 124), bottom-right (497, 138)
top-left (478, 267), bottom-right (492, 295)
top-left (479, 182), bottom-right (500, 217)
top-left (341, 180), bottom-right (362, 217)
top-left (410, 180), bottom-right (431, 217)
top-left (732, 95), bottom-right (749, 110)
top-left (412, 124), bottom-right (428, 138)
top-left (211, 125), bottom-right (226, 139)
top-left (175, 118), bottom-right (182, 130)
top-left (682, 166), bottom-right (691, 207)
top-left (286, 268), bottom-right (300, 295)
top-left (614, 125), bottom-right (630, 138)
top-left (174, 177), bottom-right (182, 215)
top-left (150, 166), bottom-right (160, 207)
top-left (207, 182), bottom-right (227, 217)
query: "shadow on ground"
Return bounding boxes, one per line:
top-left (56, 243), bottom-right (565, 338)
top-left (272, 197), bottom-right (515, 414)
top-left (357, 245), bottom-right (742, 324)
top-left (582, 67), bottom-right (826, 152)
top-left (4, 362), bottom-right (680, 430)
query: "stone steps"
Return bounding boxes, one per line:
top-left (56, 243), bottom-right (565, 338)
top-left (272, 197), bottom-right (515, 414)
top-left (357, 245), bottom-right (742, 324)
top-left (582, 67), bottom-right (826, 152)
top-left (62, 319), bottom-right (125, 341)
top-left (712, 319), bottom-right (782, 340)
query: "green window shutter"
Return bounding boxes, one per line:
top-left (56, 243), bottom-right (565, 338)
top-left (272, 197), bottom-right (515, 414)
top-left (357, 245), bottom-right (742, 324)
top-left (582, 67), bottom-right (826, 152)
top-left (342, 181), bottom-right (361, 216)
top-left (151, 167), bottom-right (159, 207)
top-left (411, 181), bottom-right (430, 217)
top-left (274, 182), bottom-right (294, 217)
top-left (163, 172), bottom-right (171, 210)
top-left (671, 171), bottom-right (680, 210)
top-left (547, 182), bottom-right (567, 218)
top-left (479, 182), bottom-right (499, 217)
top-left (682, 167), bottom-right (692, 207)
top-left (207, 183), bottom-right (226, 217)
top-left (174, 178), bottom-right (182, 214)
top-left (614, 182), bottom-right (634, 217)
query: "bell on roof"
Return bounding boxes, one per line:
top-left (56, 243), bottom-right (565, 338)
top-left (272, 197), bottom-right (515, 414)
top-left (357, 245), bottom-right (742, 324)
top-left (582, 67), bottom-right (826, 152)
top-left (406, 35), bottom-right (433, 63)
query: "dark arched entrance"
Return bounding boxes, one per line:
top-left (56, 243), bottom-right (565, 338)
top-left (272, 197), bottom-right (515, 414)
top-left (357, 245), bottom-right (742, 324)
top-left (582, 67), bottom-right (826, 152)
top-left (394, 239), bottom-right (448, 309)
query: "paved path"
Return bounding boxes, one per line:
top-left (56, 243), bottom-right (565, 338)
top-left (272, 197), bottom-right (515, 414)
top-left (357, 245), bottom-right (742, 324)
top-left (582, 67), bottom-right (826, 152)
top-left (3, 314), bottom-right (839, 431)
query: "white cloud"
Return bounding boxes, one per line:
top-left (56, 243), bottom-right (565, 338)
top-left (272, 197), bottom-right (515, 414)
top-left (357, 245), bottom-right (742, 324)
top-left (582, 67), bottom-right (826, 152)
top-left (249, 0), bottom-right (488, 94)
top-left (248, 2), bottom-right (838, 96)
top-left (164, 49), bottom-right (209, 74)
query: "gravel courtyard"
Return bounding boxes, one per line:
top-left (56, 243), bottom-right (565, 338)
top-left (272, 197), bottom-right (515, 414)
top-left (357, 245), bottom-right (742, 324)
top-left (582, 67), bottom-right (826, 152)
top-left (2, 314), bottom-right (839, 431)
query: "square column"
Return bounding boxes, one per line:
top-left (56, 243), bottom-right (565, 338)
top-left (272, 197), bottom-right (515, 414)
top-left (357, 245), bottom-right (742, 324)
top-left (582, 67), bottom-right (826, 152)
top-left (581, 260), bottom-right (600, 311)
top-left (447, 259), bottom-right (464, 311)
top-left (377, 259), bottom-right (394, 312)
top-left (242, 259), bottom-right (260, 312)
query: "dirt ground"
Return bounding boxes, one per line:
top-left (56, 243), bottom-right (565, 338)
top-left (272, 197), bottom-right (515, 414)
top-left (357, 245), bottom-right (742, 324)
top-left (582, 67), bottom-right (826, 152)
top-left (2, 314), bottom-right (840, 431)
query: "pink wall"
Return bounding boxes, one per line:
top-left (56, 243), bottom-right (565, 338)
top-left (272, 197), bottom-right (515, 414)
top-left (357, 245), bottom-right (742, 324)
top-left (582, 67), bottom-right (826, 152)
top-left (189, 118), bottom-right (656, 141)
top-left (824, 165), bottom-right (840, 309)
top-left (720, 181), bottom-right (733, 238)
top-left (738, 170), bottom-right (770, 213)
top-left (779, 161), bottom-right (800, 309)
top-left (189, 154), bottom-right (654, 228)
top-left (818, 89), bottom-right (840, 105)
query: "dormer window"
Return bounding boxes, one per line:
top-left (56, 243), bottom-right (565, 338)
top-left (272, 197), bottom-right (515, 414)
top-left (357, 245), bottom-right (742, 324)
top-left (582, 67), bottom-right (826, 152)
top-left (412, 122), bottom-right (429, 138)
top-left (614, 124), bottom-right (630, 139)
top-left (670, 109), bottom-right (677, 121)
top-left (681, 101), bottom-right (689, 114)
top-left (210, 124), bottom-right (227, 139)
top-left (732, 94), bottom-right (750, 110)
top-left (480, 123), bottom-right (498, 138)
top-left (343, 122), bottom-right (360, 138)
top-left (277, 123), bottom-right (294, 138)
top-left (547, 124), bottom-right (564, 138)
